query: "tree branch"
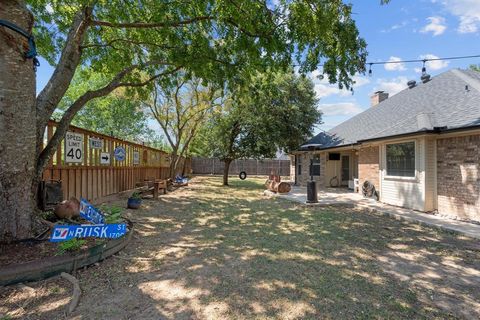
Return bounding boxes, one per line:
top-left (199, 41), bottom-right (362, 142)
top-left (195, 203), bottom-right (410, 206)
top-left (36, 63), bottom-right (181, 176)
top-left (35, 6), bottom-right (93, 155)
top-left (91, 16), bottom-right (214, 28)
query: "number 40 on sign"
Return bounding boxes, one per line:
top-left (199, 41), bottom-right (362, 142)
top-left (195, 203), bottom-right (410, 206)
top-left (65, 131), bottom-right (84, 164)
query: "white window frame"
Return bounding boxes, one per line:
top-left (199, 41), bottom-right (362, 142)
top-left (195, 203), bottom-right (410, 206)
top-left (384, 140), bottom-right (417, 180)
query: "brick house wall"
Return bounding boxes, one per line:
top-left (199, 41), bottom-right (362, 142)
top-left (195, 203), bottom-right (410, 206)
top-left (289, 155), bottom-right (296, 182)
top-left (437, 134), bottom-right (480, 221)
top-left (294, 152), bottom-right (326, 187)
top-left (358, 146), bottom-right (380, 195)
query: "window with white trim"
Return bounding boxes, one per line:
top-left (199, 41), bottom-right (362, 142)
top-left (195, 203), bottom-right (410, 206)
top-left (310, 154), bottom-right (321, 176)
top-left (386, 142), bottom-right (415, 177)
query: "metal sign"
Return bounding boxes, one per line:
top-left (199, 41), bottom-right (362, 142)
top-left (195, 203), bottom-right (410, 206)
top-left (79, 198), bottom-right (105, 224)
top-left (133, 151), bottom-right (140, 165)
top-left (50, 223), bottom-right (127, 242)
top-left (114, 146), bottom-right (126, 161)
top-left (100, 152), bottom-right (110, 165)
top-left (64, 132), bottom-right (84, 163)
top-left (89, 137), bottom-right (103, 149)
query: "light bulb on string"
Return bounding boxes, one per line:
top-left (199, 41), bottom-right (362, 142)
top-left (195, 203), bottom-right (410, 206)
top-left (421, 60), bottom-right (427, 75)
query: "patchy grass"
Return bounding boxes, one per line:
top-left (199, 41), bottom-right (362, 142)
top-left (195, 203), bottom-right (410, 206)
top-left (1, 176), bottom-right (480, 319)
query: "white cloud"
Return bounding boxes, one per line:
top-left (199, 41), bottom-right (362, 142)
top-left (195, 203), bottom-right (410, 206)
top-left (374, 76), bottom-right (409, 96)
top-left (311, 71), bottom-right (370, 99)
top-left (381, 20), bottom-right (409, 33)
top-left (314, 84), bottom-right (348, 99)
top-left (384, 56), bottom-right (406, 71)
top-left (418, 54), bottom-right (450, 71)
top-left (319, 103), bottom-right (363, 117)
top-left (438, 0), bottom-right (480, 34)
top-left (420, 16), bottom-right (447, 36)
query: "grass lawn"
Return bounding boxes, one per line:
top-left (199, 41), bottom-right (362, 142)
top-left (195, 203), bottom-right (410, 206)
top-left (1, 176), bottom-right (480, 319)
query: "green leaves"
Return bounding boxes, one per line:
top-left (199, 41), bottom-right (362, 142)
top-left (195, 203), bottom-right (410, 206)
top-left (28, 0), bottom-right (368, 91)
top-left (57, 69), bottom-right (155, 141)
top-left (192, 69), bottom-right (321, 160)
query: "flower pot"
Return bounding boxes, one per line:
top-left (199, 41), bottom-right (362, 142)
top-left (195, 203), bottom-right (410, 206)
top-left (127, 197), bottom-right (142, 209)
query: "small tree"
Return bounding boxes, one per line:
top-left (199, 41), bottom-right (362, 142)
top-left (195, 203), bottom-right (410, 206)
top-left (147, 77), bottom-right (222, 178)
top-left (56, 71), bottom-right (155, 141)
top-left (193, 69), bottom-right (321, 185)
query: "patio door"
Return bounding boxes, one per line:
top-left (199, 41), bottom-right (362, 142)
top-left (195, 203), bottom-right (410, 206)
top-left (341, 155), bottom-right (350, 185)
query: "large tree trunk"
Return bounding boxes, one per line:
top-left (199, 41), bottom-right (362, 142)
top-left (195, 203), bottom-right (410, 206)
top-left (168, 148), bottom-right (179, 178)
top-left (223, 159), bottom-right (232, 186)
top-left (0, 0), bottom-right (37, 242)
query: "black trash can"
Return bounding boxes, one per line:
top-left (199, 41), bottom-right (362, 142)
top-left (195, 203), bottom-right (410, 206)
top-left (306, 180), bottom-right (318, 203)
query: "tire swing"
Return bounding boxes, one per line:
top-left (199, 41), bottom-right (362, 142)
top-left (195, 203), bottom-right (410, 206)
top-left (362, 180), bottom-right (379, 200)
top-left (239, 171), bottom-right (247, 180)
top-left (237, 159), bottom-right (247, 180)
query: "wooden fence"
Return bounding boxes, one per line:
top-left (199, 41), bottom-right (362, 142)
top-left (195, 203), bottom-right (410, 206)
top-left (191, 157), bottom-right (290, 176)
top-left (42, 120), bottom-right (189, 202)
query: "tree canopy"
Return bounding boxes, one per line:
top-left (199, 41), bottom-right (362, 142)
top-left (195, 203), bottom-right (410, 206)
top-left (29, 0), bottom-right (367, 176)
top-left (192, 69), bottom-right (321, 185)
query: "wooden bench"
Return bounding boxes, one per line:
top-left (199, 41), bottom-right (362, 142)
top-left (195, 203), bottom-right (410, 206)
top-left (135, 179), bottom-right (167, 199)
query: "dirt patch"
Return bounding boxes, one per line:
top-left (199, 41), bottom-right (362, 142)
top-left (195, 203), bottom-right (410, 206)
top-left (1, 176), bottom-right (480, 319)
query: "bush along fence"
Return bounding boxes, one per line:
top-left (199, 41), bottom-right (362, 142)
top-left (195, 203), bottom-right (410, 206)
top-left (42, 120), bottom-right (190, 202)
top-left (191, 157), bottom-right (290, 176)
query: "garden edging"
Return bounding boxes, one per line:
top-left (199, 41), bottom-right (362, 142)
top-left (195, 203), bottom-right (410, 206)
top-left (0, 222), bottom-right (134, 287)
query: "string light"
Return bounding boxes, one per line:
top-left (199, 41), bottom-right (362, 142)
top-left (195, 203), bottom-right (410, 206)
top-left (365, 54), bottom-right (480, 76)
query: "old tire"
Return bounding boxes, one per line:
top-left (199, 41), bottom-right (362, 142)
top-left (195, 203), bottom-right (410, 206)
top-left (239, 171), bottom-right (247, 180)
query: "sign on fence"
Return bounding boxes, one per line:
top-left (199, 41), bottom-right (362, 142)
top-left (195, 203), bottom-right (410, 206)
top-left (89, 137), bottom-right (103, 149)
top-left (133, 151), bottom-right (140, 165)
top-left (65, 132), bottom-right (84, 163)
top-left (100, 152), bottom-right (111, 165)
top-left (114, 146), bottom-right (126, 161)
top-left (79, 198), bottom-right (105, 224)
top-left (50, 223), bottom-right (127, 242)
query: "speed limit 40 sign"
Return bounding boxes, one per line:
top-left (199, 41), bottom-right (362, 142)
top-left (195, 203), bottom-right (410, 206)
top-left (65, 132), bottom-right (84, 163)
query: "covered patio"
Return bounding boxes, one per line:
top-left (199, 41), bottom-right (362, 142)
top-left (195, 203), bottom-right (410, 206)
top-left (270, 186), bottom-right (370, 207)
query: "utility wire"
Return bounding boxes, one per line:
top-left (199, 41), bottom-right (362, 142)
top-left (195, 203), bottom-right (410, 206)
top-left (367, 54), bottom-right (480, 66)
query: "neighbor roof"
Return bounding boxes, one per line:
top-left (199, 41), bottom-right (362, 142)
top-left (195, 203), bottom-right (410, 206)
top-left (300, 68), bottom-right (480, 150)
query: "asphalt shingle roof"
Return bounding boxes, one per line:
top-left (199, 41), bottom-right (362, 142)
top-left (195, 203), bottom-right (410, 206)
top-left (301, 68), bottom-right (480, 150)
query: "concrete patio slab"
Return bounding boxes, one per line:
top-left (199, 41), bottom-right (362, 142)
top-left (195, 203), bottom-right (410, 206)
top-left (268, 186), bottom-right (480, 240)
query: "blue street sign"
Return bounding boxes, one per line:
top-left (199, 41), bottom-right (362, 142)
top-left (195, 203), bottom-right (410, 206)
top-left (114, 146), bottom-right (126, 161)
top-left (79, 198), bottom-right (105, 224)
top-left (50, 223), bottom-right (128, 242)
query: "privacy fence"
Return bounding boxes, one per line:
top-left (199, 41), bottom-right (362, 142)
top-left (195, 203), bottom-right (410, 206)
top-left (42, 120), bottom-right (190, 202)
top-left (191, 157), bottom-right (290, 176)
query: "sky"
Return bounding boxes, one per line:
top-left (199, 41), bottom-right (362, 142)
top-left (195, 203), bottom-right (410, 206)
top-left (35, 0), bottom-right (480, 135)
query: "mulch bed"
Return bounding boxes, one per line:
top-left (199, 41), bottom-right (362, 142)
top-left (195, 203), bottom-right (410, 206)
top-left (0, 238), bottom-right (100, 268)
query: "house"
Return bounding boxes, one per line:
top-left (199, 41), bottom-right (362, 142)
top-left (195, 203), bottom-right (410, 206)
top-left (290, 68), bottom-right (480, 222)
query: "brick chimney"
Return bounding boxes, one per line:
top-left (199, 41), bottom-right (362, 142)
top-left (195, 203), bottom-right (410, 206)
top-left (370, 91), bottom-right (389, 107)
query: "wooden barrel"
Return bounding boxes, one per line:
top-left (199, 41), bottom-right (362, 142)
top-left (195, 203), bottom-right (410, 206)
top-left (265, 179), bottom-right (291, 194)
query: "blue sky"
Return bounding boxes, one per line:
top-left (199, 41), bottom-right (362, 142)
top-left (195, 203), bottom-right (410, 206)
top-left (36, 0), bottom-right (480, 134)
top-left (310, 0), bottom-right (480, 133)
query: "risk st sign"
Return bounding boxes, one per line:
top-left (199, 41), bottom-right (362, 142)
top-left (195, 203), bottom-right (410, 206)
top-left (65, 132), bottom-right (84, 163)
top-left (50, 223), bottom-right (127, 242)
